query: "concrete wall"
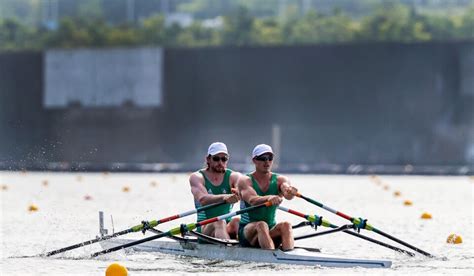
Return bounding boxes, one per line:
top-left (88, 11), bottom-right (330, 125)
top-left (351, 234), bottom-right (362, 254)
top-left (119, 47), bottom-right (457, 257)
top-left (0, 42), bottom-right (473, 173)
top-left (44, 48), bottom-right (163, 108)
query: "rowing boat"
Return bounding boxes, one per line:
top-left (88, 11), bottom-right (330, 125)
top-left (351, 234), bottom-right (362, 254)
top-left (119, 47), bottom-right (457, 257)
top-left (45, 195), bottom-right (430, 267)
top-left (95, 208), bottom-right (392, 268)
top-left (99, 237), bottom-right (391, 268)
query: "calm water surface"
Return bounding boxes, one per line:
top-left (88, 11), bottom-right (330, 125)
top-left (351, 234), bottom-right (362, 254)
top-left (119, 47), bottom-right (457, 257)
top-left (1, 172), bottom-right (473, 275)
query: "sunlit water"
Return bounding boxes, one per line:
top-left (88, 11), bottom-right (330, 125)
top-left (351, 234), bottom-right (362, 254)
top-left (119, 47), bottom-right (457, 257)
top-left (1, 172), bottom-right (473, 275)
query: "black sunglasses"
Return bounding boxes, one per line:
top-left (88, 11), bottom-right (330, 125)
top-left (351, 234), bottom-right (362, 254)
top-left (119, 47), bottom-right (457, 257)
top-left (212, 156), bottom-right (229, 162)
top-left (255, 155), bottom-right (273, 161)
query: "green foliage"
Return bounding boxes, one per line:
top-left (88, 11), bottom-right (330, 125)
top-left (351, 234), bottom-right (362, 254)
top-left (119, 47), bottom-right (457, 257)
top-left (287, 10), bottom-right (356, 44)
top-left (0, 2), bottom-right (473, 51)
top-left (176, 22), bottom-right (219, 47)
top-left (459, 5), bottom-right (474, 39)
top-left (221, 7), bottom-right (254, 46)
top-left (0, 18), bottom-right (40, 50)
top-left (358, 3), bottom-right (431, 42)
top-left (251, 18), bottom-right (283, 45)
top-left (138, 15), bottom-right (167, 45)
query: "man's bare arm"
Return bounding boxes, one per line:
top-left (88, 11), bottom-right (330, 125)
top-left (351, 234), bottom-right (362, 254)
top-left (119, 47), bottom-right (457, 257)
top-left (189, 172), bottom-right (238, 205)
top-left (238, 176), bottom-right (282, 206)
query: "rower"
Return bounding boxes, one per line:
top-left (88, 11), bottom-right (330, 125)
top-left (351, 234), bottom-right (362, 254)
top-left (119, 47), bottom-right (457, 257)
top-left (237, 144), bottom-right (299, 250)
top-left (189, 142), bottom-right (241, 239)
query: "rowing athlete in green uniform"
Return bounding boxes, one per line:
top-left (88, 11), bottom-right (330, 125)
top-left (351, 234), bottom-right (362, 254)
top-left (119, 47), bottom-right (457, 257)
top-left (190, 142), bottom-right (241, 239)
top-left (238, 144), bottom-right (298, 250)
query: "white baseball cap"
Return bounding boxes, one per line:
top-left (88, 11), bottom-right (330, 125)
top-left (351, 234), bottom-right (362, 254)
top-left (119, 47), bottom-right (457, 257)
top-left (208, 142), bottom-right (229, 156)
top-left (252, 144), bottom-right (273, 158)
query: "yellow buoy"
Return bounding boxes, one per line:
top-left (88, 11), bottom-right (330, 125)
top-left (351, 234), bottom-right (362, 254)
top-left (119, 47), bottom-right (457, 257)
top-left (421, 212), bottom-right (432, 219)
top-left (122, 186), bottom-right (130, 192)
top-left (42, 180), bottom-right (49, 187)
top-left (393, 191), bottom-right (401, 197)
top-left (28, 204), bottom-right (39, 212)
top-left (403, 200), bottom-right (413, 206)
top-left (106, 263), bottom-right (128, 276)
top-left (446, 234), bottom-right (463, 244)
top-left (76, 175), bottom-right (83, 182)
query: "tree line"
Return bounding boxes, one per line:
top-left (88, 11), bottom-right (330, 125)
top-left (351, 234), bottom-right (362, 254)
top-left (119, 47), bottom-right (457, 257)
top-left (1, 3), bottom-right (473, 50)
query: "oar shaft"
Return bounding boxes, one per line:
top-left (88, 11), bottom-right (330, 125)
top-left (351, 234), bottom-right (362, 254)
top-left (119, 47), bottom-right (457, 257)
top-left (297, 193), bottom-right (434, 257)
top-left (91, 230), bottom-right (172, 257)
top-left (279, 206), bottom-right (416, 257)
top-left (44, 229), bottom-right (131, 257)
top-left (161, 201), bottom-right (228, 223)
top-left (91, 202), bottom-right (272, 257)
top-left (297, 193), bottom-right (353, 221)
top-left (373, 228), bottom-right (434, 257)
top-left (277, 206), bottom-right (336, 228)
top-left (46, 201), bottom-right (227, 257)
top-left (342, 230), bottom-right (415, 257)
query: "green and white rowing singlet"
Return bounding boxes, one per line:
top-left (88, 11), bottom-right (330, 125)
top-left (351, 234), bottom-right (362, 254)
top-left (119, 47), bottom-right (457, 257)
top-left (239, 173), bottom-right (278, 229)
top-left (194, 169), bottom-right (234, 223)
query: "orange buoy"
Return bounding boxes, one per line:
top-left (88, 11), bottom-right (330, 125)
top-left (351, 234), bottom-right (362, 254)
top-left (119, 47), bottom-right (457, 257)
top-left (106, 263), bottom-right (128, 276)
top-left (393, 191), bottom-right (401, 197)
top-left (150, 181), bottom-right (157, 187)
top-left (42, 180), bottom-right (49, 187)
top-left (446, 234), bottom-right (462, 244)
top-left (28, 204), bottom-right (39, 212)
top-left (383, 185), bottom-right (390, 190)
top-left (122, 186), bottom-right (130, 192)
top-left (403, 200), bottom-right (413, 206)
top-left (421, 212), bottom-right (432, 219)
top-left (1, 185), bottom-right (8, 191)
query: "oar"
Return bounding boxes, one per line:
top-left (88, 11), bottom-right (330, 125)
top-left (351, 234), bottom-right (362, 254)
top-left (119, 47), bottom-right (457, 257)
top-left (91, 201), bottom-right (272, 257)
top-left (278, 206), bottom-right (415, 256)
top-left (296, 193), bottom-right (434, 257)
top-left (45, 201), bottom-right (227, 257)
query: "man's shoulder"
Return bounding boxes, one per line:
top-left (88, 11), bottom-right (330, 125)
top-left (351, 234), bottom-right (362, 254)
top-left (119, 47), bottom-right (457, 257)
top-left (189, 171), bottom-right (205, 183)
top-left (238, 174), bottom-right (252, 184)
top-left (275, 174), bottom-right (289, 183)
top-left (228, 169), bottom-right (242, 177)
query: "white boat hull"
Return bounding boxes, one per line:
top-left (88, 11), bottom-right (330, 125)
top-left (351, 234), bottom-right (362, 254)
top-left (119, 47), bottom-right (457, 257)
top-left (100, 238), bottom-right (392, 268)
